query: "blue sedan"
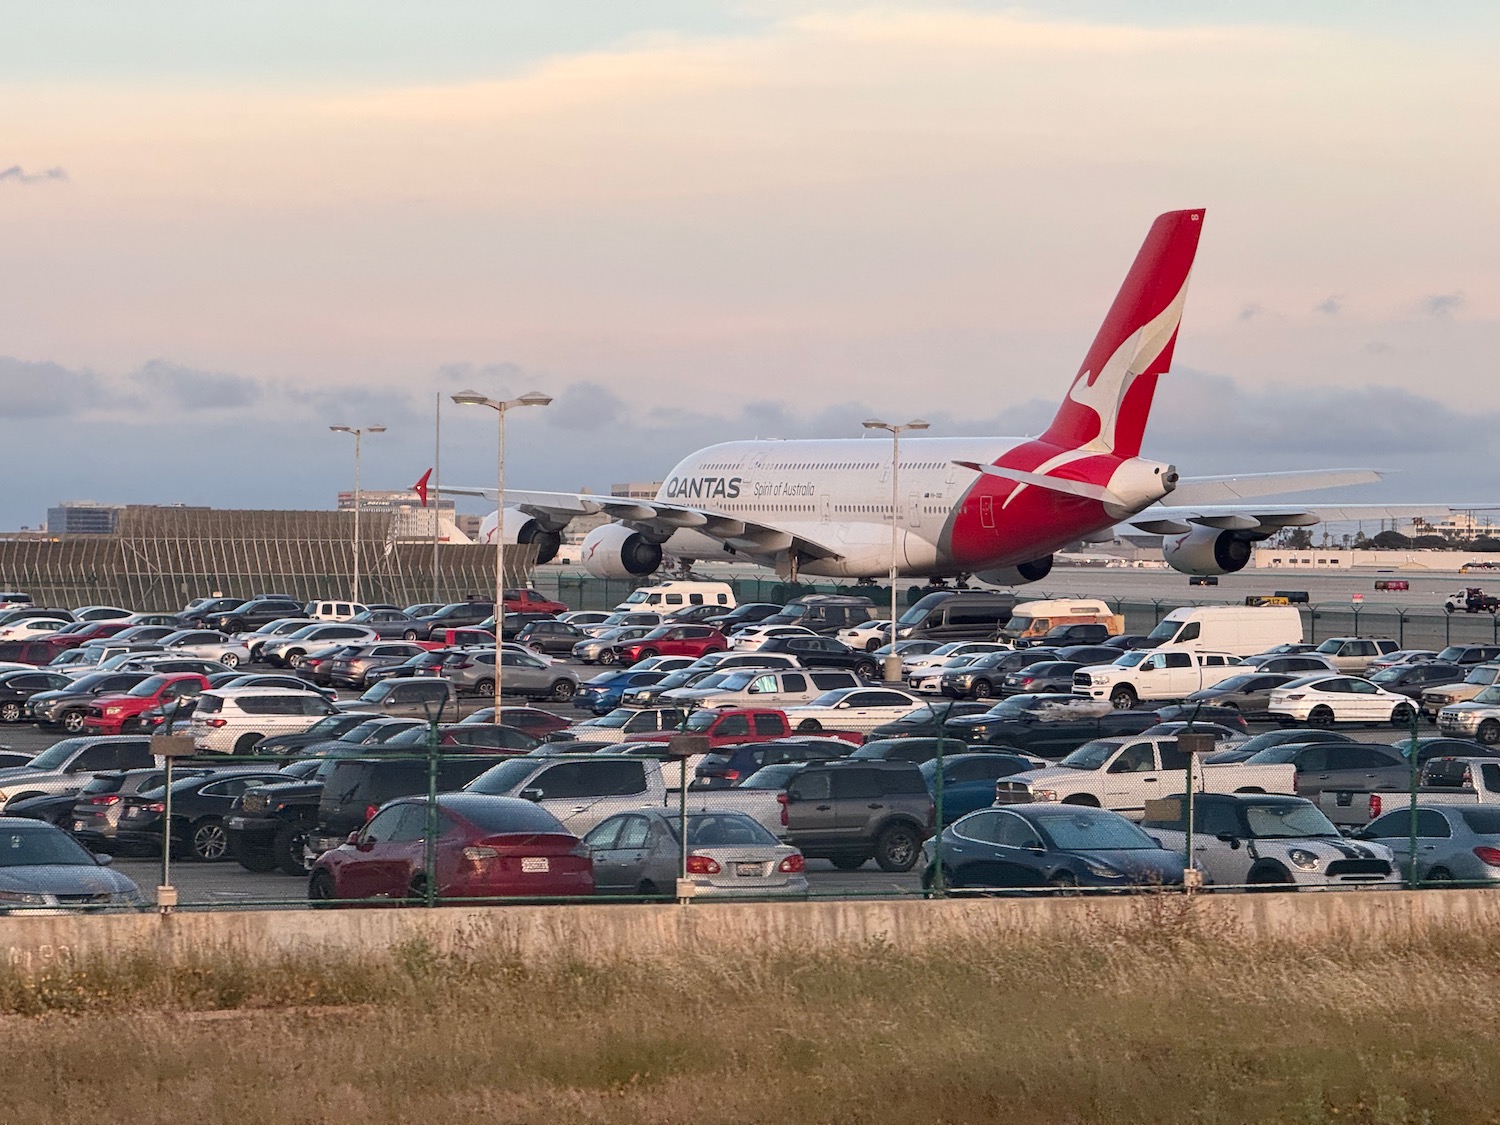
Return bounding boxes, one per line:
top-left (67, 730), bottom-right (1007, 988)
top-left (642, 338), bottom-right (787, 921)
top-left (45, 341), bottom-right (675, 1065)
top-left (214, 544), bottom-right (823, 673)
top-left (919, 804), bottom-right (1186, 892)
top-left (0, 817), bottom-right (144, 912)
top-left (921, 752), bottom-right (1040, 824)
top-left (572, 670), bottom-right (669, 714)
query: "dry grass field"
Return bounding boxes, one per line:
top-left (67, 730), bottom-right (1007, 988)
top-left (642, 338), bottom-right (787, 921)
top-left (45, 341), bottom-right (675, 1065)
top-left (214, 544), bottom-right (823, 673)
top-left (2, 899), bottom-right (1493, 1124)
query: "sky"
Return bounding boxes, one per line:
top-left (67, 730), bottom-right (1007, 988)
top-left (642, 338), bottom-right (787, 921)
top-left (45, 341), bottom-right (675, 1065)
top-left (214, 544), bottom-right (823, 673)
top-left (2, 2), bottom-right (1499, 529)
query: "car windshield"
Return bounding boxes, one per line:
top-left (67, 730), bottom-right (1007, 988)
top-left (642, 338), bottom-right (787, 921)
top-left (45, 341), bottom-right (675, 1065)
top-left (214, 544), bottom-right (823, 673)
top-left (23, 738), bottom-right (92, 772)
top-left (467, 759), bottom-right (544, 795)
top-left (716, 671), bottom-right (757, 690)
top-left (1473, 686), bottom-right (1500, 705)
top-left (1465, 667), bottom-right (1499, 685)
top-left (1314, 639), bottom-right (1344, 654)
top-left (1369, 668), bottom-right (1405, 685)
top-left (592, 709), bottom-right (638, 729)
top-left (1211, 674), bottom-right (1263, 691)
top-left (0, 826), bottom-right (98, 867)
top-left (687, 673), bottom-right (737, 692)
top-left (983, 694), bottom-right (1070, 719)
top-left (1112, 651), bottom-right (1148, 668)
top-left (668, 813), bottom-right (779, 846)
top-left (940, 655), bottom-right (982, 670)
top-left (651, 671), bottom-right (696, 690)
top-left (126, 676), bottom-right (169, 698)
top-left (1057, 741), bottom-right (1121, 770)
top-left (685, 711), bottom-right (720, 732)
top-left (1242, 802), bottom-right (1341, 839)
top-left (1036, 811), bottom-right (1158, 851)
top-left (301, 714), bottom-right (354, 738)
top-left (1243, 747), bottom-right (1300, 764)
top-left (739, 763), bottom-right (804, 789)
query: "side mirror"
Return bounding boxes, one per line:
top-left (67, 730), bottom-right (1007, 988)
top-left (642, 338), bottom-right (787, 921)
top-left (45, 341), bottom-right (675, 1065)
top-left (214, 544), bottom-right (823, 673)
top-left (1024, 843), bottom-right (1046, 854)
top-left (1350, 828), bottom-right (1374, 841)
top-left (519, 786), bottom-right (544, 803)
top-left (93, 853), bottom-right (114, 867)
top-left (346, 831), bottom-right (361, 846)
top-left (1216, 832), bottom-right (1241, 849)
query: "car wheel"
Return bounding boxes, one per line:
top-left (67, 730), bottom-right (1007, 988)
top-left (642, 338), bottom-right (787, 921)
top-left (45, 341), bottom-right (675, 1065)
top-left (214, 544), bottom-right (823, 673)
top-left (637, 879), bottom-right (665, 899)
top-left (403, 630), bottom-right (420, 641)
top-left (855, 660), bottom-right (878, 679)
top-left (1109, 686), bottom-right (1137, 710)
top-left (865, 639), bottom-right (881, 652)
top-left (874, 824), bottom-right (920, 872)
top-left (233, 733), bottom-right (262, 755)
top-left (1426, 867), bottom-right (1452, 883)
top-left (920, 864), bottom-right (958, 892)
top-left (285, 649), bottom-right (305, 665)
top-left (797, 718), bottom-right (823, 732)
top-left (220, 652), bottom-right (240, 669)
top-left (550, 680), bottom-right (576, 701)
top-left (0, 702), bottom-right (20, 724)
top-left (1308, 705), bottom-right (1336, 728)
top-left (638, 649), bottom-right (659, 661)
top-left (308, 869), bottom-right (337, 906)
top-left (407, 874), bottom-right (431, 904)
top-left (225, 618), bottom-right (246, 634)
top-left (830, 854), bottom-right (867, 871)
top-left (274, 820), bottom-right (313, 876)
top-left (970, 679), bottom-right (993, 700)
top-left (1479, 720), bottom-right (1500, 746)
top-left (190, 817), bottom-right (230, 862)
top-left (61, 710), bottom-right (86, 733)
top-left (1049, 871), bottom-right (1081, 896)
top-left (474, 678), bottom-right (496, 696)
top-left (1390, 703), bottom-right (1416, 728)
top-left (1247, 863), bottom-right (1294, 889)
top-left (598, 651), bottom-right (617, 666)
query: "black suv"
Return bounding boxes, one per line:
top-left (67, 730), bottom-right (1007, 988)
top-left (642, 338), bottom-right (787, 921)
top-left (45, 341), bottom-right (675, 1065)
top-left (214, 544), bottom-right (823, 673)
top-left (782, 759), bottom-right (933, 872)
top-left (403, 601), bottom-right (496, 641)
top-left (755, 635), bottom-right (880, 678)
top-left (943, 696), bottom-right (1160, 757)
top-left (305, 755), bottom-right (500, 859)
top-left (210, 598), bottom-right (308, 634)
top-left (1021, 622), bottom-right (1113, 648)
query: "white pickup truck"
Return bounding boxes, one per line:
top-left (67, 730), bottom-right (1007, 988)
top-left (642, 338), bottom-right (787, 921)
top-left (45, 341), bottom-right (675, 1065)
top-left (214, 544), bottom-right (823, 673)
top-left (1072, 648), bottom-right (1243, 710)
top-left (1317, 756), bottom-right (1500, 828)
top-left (461, 753), bottom-right (786, 837)
top-left (995, 735), bottom-right (1297, 820)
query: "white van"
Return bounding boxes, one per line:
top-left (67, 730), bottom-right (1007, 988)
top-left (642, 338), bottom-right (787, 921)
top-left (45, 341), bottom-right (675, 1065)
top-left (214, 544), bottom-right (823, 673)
top-left (305, 600), bottom-right (369, 622)
top-left (999, 598), bottom-right (1122, 645)
top-left (1143, 606), bottom-right (1302, 657)
top-left (614, 581), bottom-right (736, 613)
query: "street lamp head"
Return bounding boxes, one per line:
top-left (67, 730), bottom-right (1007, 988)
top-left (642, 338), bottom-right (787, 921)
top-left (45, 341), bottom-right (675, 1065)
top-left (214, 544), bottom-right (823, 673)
top-left (451, 390), bottom-right (491, 407)
top-left (517, 391), bottom-right (553, 408)
top-left (906, 419), bottom-right (931, 431)
top-left (329, 425), bottom-right (354, 434)
top-left (862, 419), bottom-right (891, 431)
top-left (367, 425), bottom-right (387, 434)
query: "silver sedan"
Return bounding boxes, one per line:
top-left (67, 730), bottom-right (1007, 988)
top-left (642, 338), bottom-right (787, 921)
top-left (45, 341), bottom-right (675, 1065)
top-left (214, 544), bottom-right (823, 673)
top-left (1360, 804), bottom-right (1500, 883)
top-left (585, 809), bottom-right (808, 898)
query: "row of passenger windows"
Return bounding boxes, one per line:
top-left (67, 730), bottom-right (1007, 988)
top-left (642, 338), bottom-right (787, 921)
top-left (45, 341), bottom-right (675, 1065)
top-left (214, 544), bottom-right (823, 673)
top-left (693, 461), bottom-right (954, 472)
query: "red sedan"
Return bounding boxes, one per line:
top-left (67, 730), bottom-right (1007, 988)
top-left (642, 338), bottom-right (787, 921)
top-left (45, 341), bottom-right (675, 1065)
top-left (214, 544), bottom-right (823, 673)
top-left (307, 793), bottom-right (594, 904)
top-left (614, 625), bottom-right (728, 665)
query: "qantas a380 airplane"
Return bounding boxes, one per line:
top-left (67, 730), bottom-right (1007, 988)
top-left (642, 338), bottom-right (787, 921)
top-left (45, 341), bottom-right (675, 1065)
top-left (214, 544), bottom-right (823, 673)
top-left (424, 209), bottom-right (1466, 586)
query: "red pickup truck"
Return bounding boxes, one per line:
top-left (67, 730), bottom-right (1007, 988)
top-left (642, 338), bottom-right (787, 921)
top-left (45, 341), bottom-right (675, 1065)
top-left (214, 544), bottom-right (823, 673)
top-left (625, 708), bottom-right (861, 749)
top-left (503, 588), bottom-right (567, 616)
top-left (84, 672), bottom-right (210, 735)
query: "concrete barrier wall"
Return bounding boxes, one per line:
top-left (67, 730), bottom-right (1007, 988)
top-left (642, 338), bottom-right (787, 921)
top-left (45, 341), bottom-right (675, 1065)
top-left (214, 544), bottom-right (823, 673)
top-left (6, 891), bottom-right (1500, 975)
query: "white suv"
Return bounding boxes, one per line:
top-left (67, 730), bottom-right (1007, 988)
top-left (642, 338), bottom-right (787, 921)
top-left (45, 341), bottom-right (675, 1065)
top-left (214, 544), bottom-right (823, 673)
top-left (190, 687), bottom-right (339, 755)
top-left (305, 600), bottom-right (369, 622)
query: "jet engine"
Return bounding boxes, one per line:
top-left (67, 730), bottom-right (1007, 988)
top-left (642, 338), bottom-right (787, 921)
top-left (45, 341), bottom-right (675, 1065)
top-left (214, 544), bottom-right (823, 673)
top-left (581, 523), bottom-right (665, 578)
top-left (477, 507), bottom-right (563, 565)
top-left (974, 555), bottom-right (1054, 586)
top-left (1161, 526), bottom-right (1259, 576)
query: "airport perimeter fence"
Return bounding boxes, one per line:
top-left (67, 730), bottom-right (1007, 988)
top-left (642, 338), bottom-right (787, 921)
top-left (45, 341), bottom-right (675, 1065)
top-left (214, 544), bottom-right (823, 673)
top-left (14, 715), bottom-right (1475, 918)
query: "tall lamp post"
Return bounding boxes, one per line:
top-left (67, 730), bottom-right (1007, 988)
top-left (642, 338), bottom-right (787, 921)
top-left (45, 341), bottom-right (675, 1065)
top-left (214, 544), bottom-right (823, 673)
top-left (330, 424), bottom-right (386, 604)
top-left (862, 418), bottom-right (929, 682)
top-left (451, 390), bottom-right (552, 723)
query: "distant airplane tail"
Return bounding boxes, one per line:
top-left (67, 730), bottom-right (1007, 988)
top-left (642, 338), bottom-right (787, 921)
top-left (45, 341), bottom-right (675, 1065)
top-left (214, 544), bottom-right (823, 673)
top-left (412, 469), bottom-right (432, 507)
top-left (1039, 208), bottom-right (1204, 459)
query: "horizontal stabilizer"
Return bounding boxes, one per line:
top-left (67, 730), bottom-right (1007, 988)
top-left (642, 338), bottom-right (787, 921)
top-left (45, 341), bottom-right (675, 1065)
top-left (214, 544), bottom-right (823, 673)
top-left (953, 461), bottom-right (1125, 507)
top-left (1166, 468), bottom-right (1382, 506)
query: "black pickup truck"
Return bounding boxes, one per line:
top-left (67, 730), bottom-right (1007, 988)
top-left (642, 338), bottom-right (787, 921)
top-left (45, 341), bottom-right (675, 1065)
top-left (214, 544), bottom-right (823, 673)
top-left (942, 695), bottom-right (1160, 758)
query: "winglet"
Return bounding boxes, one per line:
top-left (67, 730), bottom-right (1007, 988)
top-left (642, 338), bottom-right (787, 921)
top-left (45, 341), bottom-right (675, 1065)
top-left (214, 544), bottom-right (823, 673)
top-left (1040, 209), bottom-right (1205, 458)
top-left (412, 469), bottom-right (432, 507)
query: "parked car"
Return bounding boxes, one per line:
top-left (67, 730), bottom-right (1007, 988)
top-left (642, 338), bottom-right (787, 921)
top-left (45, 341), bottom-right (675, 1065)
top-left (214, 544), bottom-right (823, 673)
top-left (754, 634), bottom-right (881, 679)
top-left (1142, 793), bottom-right (1397, 888)
top-left (0, 736), bottom-right (157, 810)
top-left (572, 625), bottom-right (656, 665)
top-left (939, 649), bottom-right (1059, 700)
top-left (1367, 649), bottom-right (1440, 673)
top-left (1358, 804), bottom-right (1500, 882)
top-left (586, 809), bottom-right (806, 898)
top-left (574, 669), bottom-right (672, 715)
top-left (941, 694), bottom-right (1159, 757)
top-left (1311, 637), bottom-right (1401, 674)
top-left (514, 618), bottom-right (587, 655)
top-left (836, 619), bottom-right (891, 652)
top-left (25, 671), bottom-right (152, 732)
top-left (1368, 662), bottom-right (1468, 702)
top-left (189, 687), bottom-right (340, 755)
top-left (556, 707), bottom-right (688, 745)
top-left (0, 669), bottom-right (76, 724)
top-left (84, 673), bottom-right (211, 735)
top-left (438, 649), bottom-right (580, 701)
top-left (208, 597), bottom-right (309, 635)
top-left (780, 759), bottom-right (933, 871)
top-left (228, 710), bottom-right (372, 758)
top-left (702, 603), bottom-right (782, 632)
top-left (1267, 675), bottom-right (1419, 728)
top-left (784, 686), bottom-right (924, 734)
top-left (919, 804), bottom-right (1187, 892)
top-left (919, 752), bottom-right (1040, 821)
top-left (613, 625), bottom-right (729, 665)
top-left (1238, 653), bottom-right (1337, 675)
top-left (692, 738), bottom-right (849, 788)
top-left (156, 629), bottom-right (252, 669)
top-left (114, 768), bottom-right (291, 860)
top-left (1182, 673), bottom-right (1297, 720)
top-left (308, 793), bottom-right (592, 903)
top-left (0, 817), bottom-right (144, 912)
top-left (262, 624), bottom-right (379, 668)
top-left (54, 768), bottom-right (210, 846)
top-left (1421, 664), bottom-right (1500, 719)
top-left (458, 706), bottom-right (572, 739)
top-left (1240, 740), bottom-right (1411, 801)
top-left (999, 660), bottom-right (1084, 697)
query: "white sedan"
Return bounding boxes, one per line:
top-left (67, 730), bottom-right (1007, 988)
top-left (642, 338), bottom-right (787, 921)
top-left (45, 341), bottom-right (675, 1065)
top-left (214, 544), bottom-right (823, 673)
top-left (901, 641), bottom-right (1010, 678)
top-left (783, 686), bottom-right (924, 733)
top-left (1267, 674), bottom-right (1419, 728)
top-left (729, 624), bottom-right (818, 652)
top-left (909, 653), bottom-right (988, 695)
top-left (835, 619), bottom-right (891, 652)
top-left (0, 618), bottom-right (67, 641)
top-left (158, 628), bottom-right (254, 669)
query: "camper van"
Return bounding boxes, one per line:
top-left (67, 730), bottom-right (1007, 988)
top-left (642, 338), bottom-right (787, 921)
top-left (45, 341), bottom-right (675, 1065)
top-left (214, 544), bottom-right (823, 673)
top-left (999, 599), bottom-right (1123, 646)
top-left (614, 581), bottom-right (736, 613)
top-left (1143, 606), bottom-right (1302, 657)
top-left (893, 590), bottom-right (1015, 643)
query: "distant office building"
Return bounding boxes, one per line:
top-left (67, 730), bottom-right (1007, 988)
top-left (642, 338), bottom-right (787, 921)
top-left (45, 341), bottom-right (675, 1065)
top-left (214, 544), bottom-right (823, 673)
top-left (45, 500), bottom-right (126, 535)
top-left (610, 481), bottom-right (665, 500)
top-left (337, 489), bottom-right (456, 514)
top-left (455, 513), bottom-right (486, 539)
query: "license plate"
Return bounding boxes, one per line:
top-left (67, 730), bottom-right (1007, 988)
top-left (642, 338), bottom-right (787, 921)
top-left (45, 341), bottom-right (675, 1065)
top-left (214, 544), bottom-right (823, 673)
top-left (736, 863), bottom-right (763, 878)
top-left (72, 820), bottom-right (86, 832)
top-left (521, 857), bottom-right (550, 873)
top-left (227, 817), bottom-right (246, 829)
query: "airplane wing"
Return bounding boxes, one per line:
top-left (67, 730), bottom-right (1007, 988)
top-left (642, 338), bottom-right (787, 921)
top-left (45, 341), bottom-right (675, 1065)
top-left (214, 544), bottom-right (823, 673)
top-left (428, 483), bottom-right (845, 562)
top-left (1128, 503), bottom-right (1488, 536)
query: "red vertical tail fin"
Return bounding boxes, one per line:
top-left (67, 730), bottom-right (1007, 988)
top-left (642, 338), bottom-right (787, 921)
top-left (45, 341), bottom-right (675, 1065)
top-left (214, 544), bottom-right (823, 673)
top-left (412, 469), bottom-right (432, 507)
top-left (1039, 209), bottom-right (1204, 459)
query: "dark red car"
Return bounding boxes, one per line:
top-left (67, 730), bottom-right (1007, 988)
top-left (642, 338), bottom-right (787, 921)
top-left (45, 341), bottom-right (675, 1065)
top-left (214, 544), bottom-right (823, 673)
top-left (42, 619), bottom-right (133, 652)
top-left (307, 793), bottom-right (593, 903)
top-left (614, 625), bottom-right (728, 665)
top-left (460, 706), bottom-right (573, 739)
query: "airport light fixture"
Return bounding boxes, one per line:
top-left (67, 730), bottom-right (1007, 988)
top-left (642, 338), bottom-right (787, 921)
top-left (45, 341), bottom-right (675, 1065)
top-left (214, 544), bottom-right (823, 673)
top-left (862, 418), bottom-right (930, 683)
top-left (329, 425), bottom-right (386, 604)
top-left (451, 390), bottom-right (552, 722)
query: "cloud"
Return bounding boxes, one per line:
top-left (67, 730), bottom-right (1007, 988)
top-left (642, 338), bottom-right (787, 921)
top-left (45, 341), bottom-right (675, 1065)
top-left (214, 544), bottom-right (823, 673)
top-left (0, 357), bottom-right (106, 416)
top-left (1423, 292), bottom-right (1465, 318)
top-left (133, 359), bottom-right (262, 410)
top-left (543, 380), bottom-right (626, 431)
top-left (1237, 303), bottom-right (1264, 322)
top-left (1315, 296), bottom-right (1342, 316)
top-left (0, 165), bottom-right (67, 185)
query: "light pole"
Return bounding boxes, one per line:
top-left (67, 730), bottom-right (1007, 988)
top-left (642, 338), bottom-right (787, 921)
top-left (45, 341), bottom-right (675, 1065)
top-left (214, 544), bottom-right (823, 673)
top-left (330, 424), bottom-right (386, 604)
top-left (862, 418), bottom-right (929, 682)
top-left (451, 389), bottom-right (552, 724)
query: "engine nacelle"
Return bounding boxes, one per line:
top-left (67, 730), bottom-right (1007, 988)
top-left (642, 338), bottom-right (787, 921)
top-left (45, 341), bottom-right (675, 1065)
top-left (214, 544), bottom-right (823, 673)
top-left (477, 507), bottom-right (562, 565)
top-left (1161, 526), bottom-right (1257, 576)
top-left (581, 523), bottom-right (665, 579)
top-left (974, 555), bottom-right (1054, 586)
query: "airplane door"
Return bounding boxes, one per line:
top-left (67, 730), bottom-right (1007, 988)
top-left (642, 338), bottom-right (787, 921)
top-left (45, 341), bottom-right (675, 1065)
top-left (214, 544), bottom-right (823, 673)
top-left (820, 494), bottom-right (830, 523)
top-left (908, 493), bottom-right (921, 528)
top-left (980, 495), bottom-right (994, 529)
